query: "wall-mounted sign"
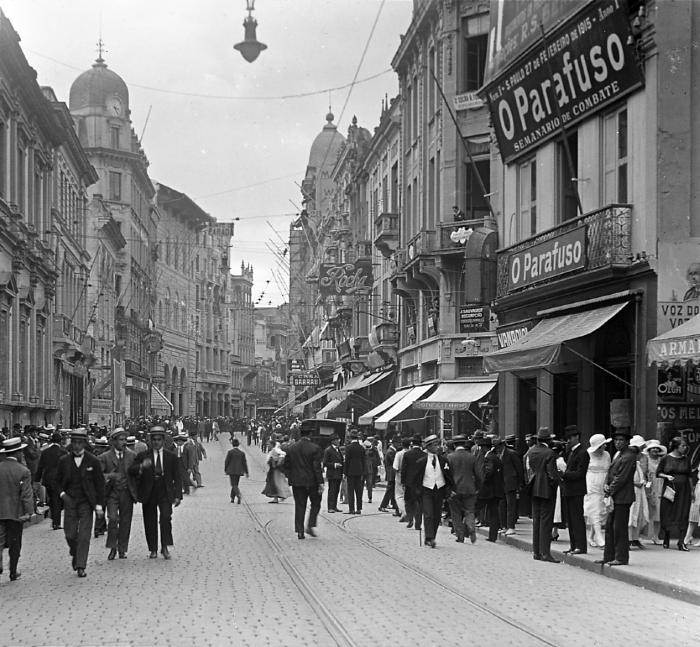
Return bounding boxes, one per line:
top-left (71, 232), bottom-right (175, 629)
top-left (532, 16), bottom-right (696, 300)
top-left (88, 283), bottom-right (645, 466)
top-left (496, 319), bottom-right (535, 349)
top-left (288, 358), bottom-right (306, 372)
top-left (507, 226), bottom-right (586, 291)
top-left (453, 92), bottom-right (484, 112)
top-left (460, 305), bottom-right (490, 334)
top-left (319, 259), bottom-right (373, 297)
top-left (289, 373), bottom-right (321, 387)
top-left (481, 0), bottom-right (644, 163)
top-left (657, 366), bottom-right (685, 401)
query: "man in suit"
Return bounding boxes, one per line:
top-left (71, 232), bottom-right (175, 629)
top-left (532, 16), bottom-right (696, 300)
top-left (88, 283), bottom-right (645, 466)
top-left (597, 428), bottom-right (636, 566)
top-left (129, 425), bottom-right (182, 559)
top-left (481, 436), bottom-right (505, 542)
top-left (224, 437), bottom-right (248, 503)
top-left (172, 431), bottom-right (193, 495)
top-left (36, 430), bottom-right (67, 529)
top-left (447, 435), bottom-right (481, 543)
top-left (99, 427), bottom-right (138, 560)
top-left (400, 434), bottom-right (425, 530)
top-left (560, 424), bottom-right (590, 555)
top-left (342, 431), bottom-right (365, 515)
top-left (56, 429), bottom-right (106, 577)
top-left (189, 431), bottom-right (206, 488)
top-left (379, 437), bottom-right (399, 514)
top-left (0, 437), bottom-right (34, 581)
top-left (283, 427), bottom-right (323, 539)
top-left (497, 433), bottom-right (524, 536)
top-left (528, 427), bottom-right (560, 563)
top-left (323, 435), bottom-right (343, 512)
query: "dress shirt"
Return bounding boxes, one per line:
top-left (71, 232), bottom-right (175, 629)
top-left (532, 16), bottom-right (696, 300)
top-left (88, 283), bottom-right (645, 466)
top-left (73, 453), bottom-right (84, 468)
top-left (422, 453), bottom-right (445, 489)
top-left (154, 449), bottom-right (163, 475)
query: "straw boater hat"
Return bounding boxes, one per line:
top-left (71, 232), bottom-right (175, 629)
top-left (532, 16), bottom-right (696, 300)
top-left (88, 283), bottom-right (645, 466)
top-left (0, 437), bottom-right (27, 453)
top-left (148, 425), bottom-right (167, 436)
top-left (70, 428), bottom-right (89, 441)
top-left (587, 433), bottom-right (610, 454)
top-left (109, 427), bottom-right (127, 440)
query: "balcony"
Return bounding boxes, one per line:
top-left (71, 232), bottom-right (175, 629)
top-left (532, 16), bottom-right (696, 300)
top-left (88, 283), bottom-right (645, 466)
top-left (405, 230), bottom-right (436, 269)
top-left (374, 212), bottom-right (399, 258)
top-left (389, 248), bottom-right (407, 278)
top-left (496, 204), bottom-right (633, 298)
top-left (437, 219), bottom-right (487, 253)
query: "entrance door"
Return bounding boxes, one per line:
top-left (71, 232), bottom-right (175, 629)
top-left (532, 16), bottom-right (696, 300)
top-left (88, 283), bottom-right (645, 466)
top-left (517, 377), bottom-right (537, 449)
top-left (553, 372), bottom-right (578, 437)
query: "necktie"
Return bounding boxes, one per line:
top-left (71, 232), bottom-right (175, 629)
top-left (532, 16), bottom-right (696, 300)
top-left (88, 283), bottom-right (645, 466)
top-left (155, 451), bottom-right (163, 476)
top-left (432, 455), bottom-right (436, 469)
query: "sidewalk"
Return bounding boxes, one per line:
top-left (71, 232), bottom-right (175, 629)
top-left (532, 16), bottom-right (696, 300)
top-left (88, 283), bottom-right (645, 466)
top-left (478, 518), bottom-right (700, 606)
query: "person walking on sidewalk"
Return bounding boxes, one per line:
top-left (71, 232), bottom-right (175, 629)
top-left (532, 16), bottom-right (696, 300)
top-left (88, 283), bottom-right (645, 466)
top-left (597, 428), bottom-right (636, 566)
top-left (528, 427), bottom-right (560, 563)
top-left (481, 436), bottom-right (504, 542)
top-left (584, 434), bottom-right (611, 548)
top-left (0, 437), bottom-right (34, 582)
top-left (447, 435), bottom-right (481, 544)
top-left (498, 435), bottom-right (523, 536)
top-left (323, 435), bottom-right (343, 512)
top-left (401, 435), bottom-right (426, 531)
top-left (412, 434), bottom-right (451, 548)
top-left (393, 437), bottom-right (411, 520)
top-left (657, 435), bottom-right (694, 551)
top-left (224, 438), bottom-right (248, 504)
top-left (36, 431), bottom-right (67, 530)
top-left (343, 431), bottom-right (365, 515)
top-left (379, 437), bottom-right (399, 514)
top-left (560, 425), bottom-right (590, 555)
top-left (56, 429), bottom-right (106, 578)
top-left (283, 427), bottom-right (324, 539)
top-left (362, 440), bottom-right (380, 504)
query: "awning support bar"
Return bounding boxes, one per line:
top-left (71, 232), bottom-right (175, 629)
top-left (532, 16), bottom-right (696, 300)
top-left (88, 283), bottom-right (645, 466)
top-left (562, 343), bottom-right (633, 387)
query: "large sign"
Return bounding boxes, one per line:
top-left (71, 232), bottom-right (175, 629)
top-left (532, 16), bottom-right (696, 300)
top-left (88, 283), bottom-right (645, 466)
top-left (481, 0), bottom-right (644, 163)
top-left (657, 240), bottom-right (700, 335)
top-left (507, 226), bottom-right (586, 291)
top-left (497, 319), bottom-right (535, 349)
top-left (484, 0), bottom-right (587, 84)
top-left (288, 358), bottom-right (306, 372)
top-left (289, 373), bottom-right (321, 387)
top-left (319, 260), bottom-right (373, 298)
top-left (460, 305), bottom-right (490, 334)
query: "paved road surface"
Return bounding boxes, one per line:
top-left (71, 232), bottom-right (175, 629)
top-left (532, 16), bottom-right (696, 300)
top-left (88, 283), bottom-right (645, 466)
top-left (3, 437), bottom-right (699, 647)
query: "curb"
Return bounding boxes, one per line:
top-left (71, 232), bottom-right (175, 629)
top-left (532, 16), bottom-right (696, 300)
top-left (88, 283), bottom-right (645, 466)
top-left (477, 527), bottom-right (700, 607)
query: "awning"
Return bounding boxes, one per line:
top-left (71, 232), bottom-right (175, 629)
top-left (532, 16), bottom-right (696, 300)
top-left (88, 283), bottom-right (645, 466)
top-left (274, 392), bottom-right (305, 414)
top-left (329, 370), bottom-right (393, 399)
top-left (414, 378), bottom-right (497, 411)
top-left (291, 388), bottom-right (331, 414)
top-left (483, 301), bottom-right (628, 373)
top-left (647, 313), bottom-right (700, 365)
top-left (151, 384), bottom-right (173, 412)
top-left (316, 399), bottom-right (344, 419)
top-left (374, 384), bottom-right (436, 430)
top-left (358, 389), bottom-right (412, 426)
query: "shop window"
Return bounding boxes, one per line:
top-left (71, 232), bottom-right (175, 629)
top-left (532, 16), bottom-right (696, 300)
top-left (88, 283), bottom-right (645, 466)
top-left (109, 171), bottom-right (122, 201)
top-left (557, 132), bottom-right (579, 223)
top-left (465, 159), bottom-right (490, 220)
top-left (517, 158), bottom-right (537, 239)
top-left (603, 107), bottom-right (628, 204)
top-left (457, 357), bottom-right (481, 377)
top-left (462, 33), bottom-right (488, 92)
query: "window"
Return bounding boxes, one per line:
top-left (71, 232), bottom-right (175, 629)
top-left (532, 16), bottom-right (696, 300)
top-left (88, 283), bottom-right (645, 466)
top-left (412, 75), bottom-right (418, 140)
top-left (111, 126), bottom-right (120, 150)
top-left (17, 143), bottom-right (26, 211)
top-left (109, 171), bottom-right (122, 201)
top-left (517, 158), bottom-right (537, 239)
top-left (428, 157), bottom-right (435, 229)
top-left (462, 33), bottom-right (488, 92)
top-left (404, 84), bottom-right (412, 147)
top-left (428, 47), bottom-right (436, 117)
top-left (465, 159), bottom-right (490, 220)
top-left (557, 132), bottom-right (579, 222)
top-left (603, 107), bottom-right (628, 204)
top-left (391, 163), bottom-right (399, 212)
top-left (0, 122), bottom-right (5, 198)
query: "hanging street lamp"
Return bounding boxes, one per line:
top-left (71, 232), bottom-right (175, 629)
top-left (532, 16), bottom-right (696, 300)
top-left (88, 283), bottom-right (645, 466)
top-left (234, 0), bottom-right (267, 63)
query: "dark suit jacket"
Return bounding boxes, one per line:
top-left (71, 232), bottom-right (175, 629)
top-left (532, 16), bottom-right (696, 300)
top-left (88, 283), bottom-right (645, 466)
top-left (562, 444), bottom-right (590, 497)
top-left (224, 447), bottom-right (248, 476)
top-left (447, 448), bottom-right (481, 496)
top-left (606, 447), bottom-right (636, 504)
top-left (401, 446), bottom-right (426, 501)
top-left (527, 444), bottom-right (559, 499)
top-left (99, 447), bottom-right (138, 501)
top-left (343, 441), bottom-right (366, 477)
top-left (323, 445), bottom-right (344, 480)
top-left (500, 446), bottom-right (524, 493)
top-left (129, 449), bottom-right (182, 504)
top-left (384, 445), bottom-right (397, 481)
top-left (481, 449), bottom-right (505, 499)
top-left (56, 452), bottom-right (106, 510)
top-left (36, 444), bottom-right (67, 486)
top-left (284, 438), bottom-right (323, 487)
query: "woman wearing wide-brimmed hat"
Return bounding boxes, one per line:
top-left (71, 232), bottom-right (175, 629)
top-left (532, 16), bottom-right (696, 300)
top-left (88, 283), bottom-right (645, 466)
top-left (643, 439), bottom-right (667, 544)
top-left (628, 435), bottom-right (649, 549)
top-left (584, 433), bottom-right (611, 548)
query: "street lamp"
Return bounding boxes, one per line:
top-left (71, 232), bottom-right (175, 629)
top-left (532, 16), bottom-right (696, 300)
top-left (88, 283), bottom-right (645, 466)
top-left (234, 0), bottom-right (267, 63)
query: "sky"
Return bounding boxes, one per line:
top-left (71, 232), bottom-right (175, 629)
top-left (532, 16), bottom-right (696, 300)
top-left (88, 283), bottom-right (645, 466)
top-left (1, 0), bottom-right (413, 306)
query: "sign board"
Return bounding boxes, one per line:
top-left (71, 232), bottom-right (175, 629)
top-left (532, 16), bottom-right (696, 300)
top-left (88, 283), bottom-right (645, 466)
top-left (453, 92), bottom-right (484, 111)
top-left (507, 226), bottom-right (586, 291)
top-left (481, 0), bottom-right (644, 163)
top-left (290, 373), bottom-right (321, 387)
top-left (459, 305), bottom-right (490, 334)
top-left (657, 366), bottom-right (685, 401)
top-left (496, 319), bottom-right (535, 348)
top-left (319, 260), bottom-right (373, 298)
top-left (657, 404), bottom-right (700, 423)
top-left (288, 358), bottom-right (306, 372)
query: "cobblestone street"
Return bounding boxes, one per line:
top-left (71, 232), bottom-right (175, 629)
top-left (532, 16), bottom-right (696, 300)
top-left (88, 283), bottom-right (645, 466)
top-left (2, 439), bottom-right (699, 647)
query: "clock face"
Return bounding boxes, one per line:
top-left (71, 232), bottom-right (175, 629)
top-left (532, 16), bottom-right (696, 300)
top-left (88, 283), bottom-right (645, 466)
top-left (107, 96), bottom-right (123, 116)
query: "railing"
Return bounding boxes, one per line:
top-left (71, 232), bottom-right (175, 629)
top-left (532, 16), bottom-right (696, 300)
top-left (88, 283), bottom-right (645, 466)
top-left (437, 218), bottom-right (486, 250)
top-left (390, 249), bottom-right (407, 275)
top-left (496, 204), bottom-right (632, 297)
top-left (406, 229), bottom-right (436, 262)
top-left (374, 212), bottom-right (399, 238)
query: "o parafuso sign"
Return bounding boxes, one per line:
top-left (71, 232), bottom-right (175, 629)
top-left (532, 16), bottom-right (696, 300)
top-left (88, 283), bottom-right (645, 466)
top-left (481, 0), bottom-right (644, 163)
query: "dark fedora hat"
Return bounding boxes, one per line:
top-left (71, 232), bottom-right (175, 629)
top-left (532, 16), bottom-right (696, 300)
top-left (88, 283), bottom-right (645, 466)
top-left (611, 427), bottom-right (632, 439)
top-left (536, 427), bottom-right (553, 441)
top-left (564, 425), bottom-right (580, 438)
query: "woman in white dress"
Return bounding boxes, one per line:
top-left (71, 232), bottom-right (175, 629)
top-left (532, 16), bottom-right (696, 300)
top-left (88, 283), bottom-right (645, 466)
top-left (628, 435), bottom-right (649, 548)
top-left (584, 433), bottom-right (611, 548)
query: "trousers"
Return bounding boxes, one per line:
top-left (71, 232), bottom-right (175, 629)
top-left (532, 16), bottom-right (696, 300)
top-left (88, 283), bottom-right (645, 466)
top-left (142, 479), bottom-right (173, 552)
top-left (449, 493), bottom-right (476, 541)
top-left (345, 475), bottom-right (364, 512)
top-left (46, 484), bottom-right (62, 527)
top-left (63, 495), bottom-right (93, 569)
top-left (421, 486), bottom-right (445, 542)
top-left (499, 490), bottom-right (519, 530)
top-left (379, 480), bottom-right (397, 510)
top-left (531, 496), bottom-right (555, 558)
top-left (106, 488), bottom-right (134, 552)
top-left (603, 502), bottom-right (631, 564)
top-left (484, 497), bottom-right (502, 541)
top-left (564, 495), bottom-right (586, 552)
top-left (229, 474), bottom-right (242, 502)
top-left (327, 478), bottom-right (341, 511)
top-left (292, 486), bottom-right (321, 533)
top-left (0, 519), bottom-right (23, 575)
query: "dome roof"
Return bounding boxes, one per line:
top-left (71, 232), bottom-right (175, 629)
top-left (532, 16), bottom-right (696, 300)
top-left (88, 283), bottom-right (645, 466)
top-left (69, 57), bottom-right (129, 112)
top-left (307, 112), bottom-right (344, 171)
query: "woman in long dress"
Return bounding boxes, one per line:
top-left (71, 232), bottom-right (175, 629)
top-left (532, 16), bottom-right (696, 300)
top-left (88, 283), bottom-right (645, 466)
top-left (643, 440), bottom-right (666, 544)
top-left (584, 434), bottom-right (611, 548)
top-left (657, 436), bottom-right (693, 551)
top-left (627, 435), bottom-right (649, 548)
top-left (262, 439), bottom-right (291, 503)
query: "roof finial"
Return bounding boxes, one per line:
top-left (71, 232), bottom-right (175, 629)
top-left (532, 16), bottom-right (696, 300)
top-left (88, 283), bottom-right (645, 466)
top-left (96, 37), bottom-right (107, 64)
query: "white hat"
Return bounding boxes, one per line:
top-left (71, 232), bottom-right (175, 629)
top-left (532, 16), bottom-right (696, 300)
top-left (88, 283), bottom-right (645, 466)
top-left (643, 439), bottom-right (667, 456)
top-left (630, 434), bottom-right (647, 449)
top-left (588, 433), bottom-right (610, 454)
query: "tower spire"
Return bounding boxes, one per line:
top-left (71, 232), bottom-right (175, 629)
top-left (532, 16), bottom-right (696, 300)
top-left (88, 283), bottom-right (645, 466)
top-left (96, 37), bottom-right (106, 64)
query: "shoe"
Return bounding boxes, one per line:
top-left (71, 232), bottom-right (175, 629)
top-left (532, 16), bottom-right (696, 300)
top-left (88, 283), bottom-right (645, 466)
top-left (76, 568), bottom-right (86, 578)
top-left (305, 527), bottom-right (317, 537)
top-left (424, 539), bottom-right (435, 548)
top-left (393, 511), bottom-right (401, 517)
top-left (108, 548), bottom-right (117, 561)
top-left (504, 529), bottom-right (516, 536)
top-left (9, 572), bottom-right (20, 581)
top-left (593, 559), bottom-right (607, 564)
top-left (415, 526), bottom-right (422, 531)
top-left (399, 515), bottom-right (408, 523)
top-left (630, 539), bottom-right (643, 549)
top-left (678, 542), bottom-right (689, 552)
top-left (52, 524), bottom-right (62, 530)
top-left (149, 551), bottom-right (158, 559)
top-left (563, 549), bottom-right (573, 554)
top-left (297, 532), bottom-right (305, 540)
top-left (161, 547), bottom-right (171, 560)
top-left (571, 548), bottom-right (587, 555)
top-left (533, 554), bottom-right (542, 561)
top-left (71, 556), bottom-right (77, 571)
top-left (267, 500), bottom-right (279, 504)
top-left (607, 559), bottom-right (628, 566)
top-left (378, 507), bottom-right (388, 512)
top-left (455, 537), bottom-right (465, 543)
top-left (486, 538), bottom-right (496, 543)
top-left (236, 497), bottom-right (241, 504)
top-left (345, 510), bottom-right (356, 515)
top-left (230, 500), bottom-right (235, 504)
top-left (541, 555), bottom-right (560, 563)
top-left (407, 520), bottom-right (414, 529)
top-left (368, 498), bottom-right (372, 503)
top-left (327, 509), bottom-right (336, 513)
top-left (663, 541), bottom-right (670, 549)
top-left (469, 531), bottom-right (477, 544)
top-left (118, 552), bottom-right (127, 559)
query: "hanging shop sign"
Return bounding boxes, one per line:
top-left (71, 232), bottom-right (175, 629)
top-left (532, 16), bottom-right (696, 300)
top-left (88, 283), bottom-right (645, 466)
top-left (481, 0), bottom-right (644, 163)
top-left (288, 358), bottom-right (306, 372)
top-left (319, 259), bottom-right (373, 298)
top-left (496, 319), bottom-right (536, 349)
top-left (289, 373), bottom-right (321, 387)
top-left (459, 305), bottom-right (491, 334)
top-left (507, 225), bottom-right (586, 291)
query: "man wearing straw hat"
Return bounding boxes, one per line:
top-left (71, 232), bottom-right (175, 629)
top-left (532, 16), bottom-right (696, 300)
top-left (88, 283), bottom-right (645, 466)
top-left (0, 437), bottom-right (34, 581)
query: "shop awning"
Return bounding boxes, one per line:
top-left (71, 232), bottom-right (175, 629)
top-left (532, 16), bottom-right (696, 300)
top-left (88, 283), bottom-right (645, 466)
top-left (291, 388), bottom-right (331, 414)
top-left (274, 392), bottom-right (306, 414)
top-left (329, 370), bottom-right (393, 399)
top-left (374, 384), bottom-right (436, 430)
top-left (316, 398), bottom-right (344, 419)
top-left (483, 301), bottom-right (628, 373)
top-left (151, 385), bottom-right (173, 412)
top-left (358, 389), bottom-right (412, 426)
top-left (414, 378), bottom-right (497, 411)
top-left (647, 313), bottom-right (700, 365)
